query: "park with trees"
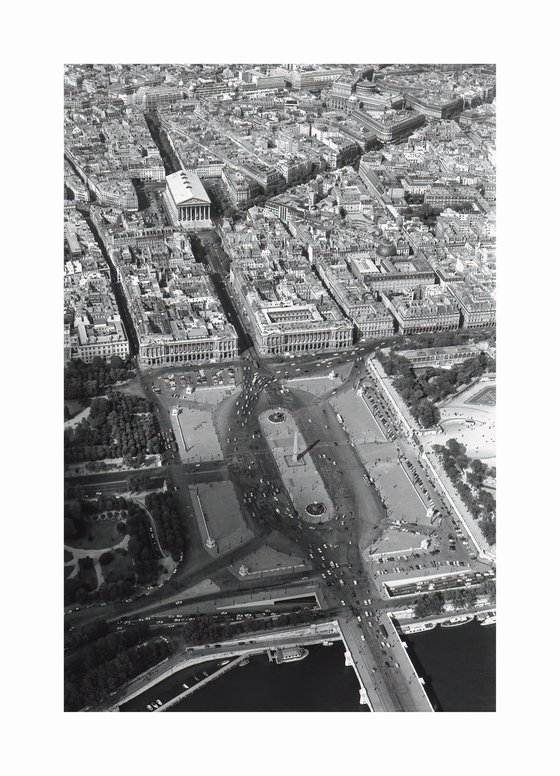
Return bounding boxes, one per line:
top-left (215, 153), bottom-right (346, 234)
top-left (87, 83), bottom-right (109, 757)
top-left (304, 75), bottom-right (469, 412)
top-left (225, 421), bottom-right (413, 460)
top-left (433, 438), bottom-right (496, 545)
top-left (414, 579), bottom-right (495, 619)
top-left (144, 491), bottom-right (187, 561)
top-left (414, 592), bottom-right (446, 618)
top-left (64, 355), bottom-right (135, 401)
top-left (64, 390), bottom-right (165, 465)
top-left (64, 622), bottom-right (173, 710)
top-left (183, 608), bottom-right (326, 646)
top-left (64, 494), bottom-right (161, 605)
top-left (378, 349), bottom-right (495, 428)
top-left (122, 502), bottom-right (160, 584)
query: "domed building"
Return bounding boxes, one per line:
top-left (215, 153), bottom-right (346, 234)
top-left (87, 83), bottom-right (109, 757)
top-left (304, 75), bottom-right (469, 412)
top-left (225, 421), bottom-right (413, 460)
top-left (356, 80), bottom-right (377, 97)
top-left (376, 236), bottom-right (397, 258)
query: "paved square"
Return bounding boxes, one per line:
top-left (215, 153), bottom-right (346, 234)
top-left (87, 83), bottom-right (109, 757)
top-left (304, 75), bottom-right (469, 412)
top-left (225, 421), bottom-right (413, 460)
top-left (189, 481), bottom-right (253, 552)
top-left (259, 408), bottom-right (334, 523)
top-left (330, 387), bottom-right (386, 444)
top-left (172, 405), bottom-right (222, 463)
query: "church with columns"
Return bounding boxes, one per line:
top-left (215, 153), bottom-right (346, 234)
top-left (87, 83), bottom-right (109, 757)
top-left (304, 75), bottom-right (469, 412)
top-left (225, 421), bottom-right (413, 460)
top-left (163, 170), bottom-right (212, 229)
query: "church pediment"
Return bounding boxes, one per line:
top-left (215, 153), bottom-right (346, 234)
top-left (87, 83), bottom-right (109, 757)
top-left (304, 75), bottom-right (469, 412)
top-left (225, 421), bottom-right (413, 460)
top-left (177, 197), bottom-right (210, 207)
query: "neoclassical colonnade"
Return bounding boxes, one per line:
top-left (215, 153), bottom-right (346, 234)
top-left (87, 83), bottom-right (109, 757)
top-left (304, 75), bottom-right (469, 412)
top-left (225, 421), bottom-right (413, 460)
top-left (178, 205), bottom-right (211, 223)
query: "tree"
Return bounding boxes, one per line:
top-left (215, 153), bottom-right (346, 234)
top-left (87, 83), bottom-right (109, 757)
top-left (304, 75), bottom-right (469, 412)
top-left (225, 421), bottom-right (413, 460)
top-left (64, 517), bottom-right (80, 540)
top-left (110, 355), bottom-right (124, 370)
top-left (478, 490), bottom-right (496, 514)
top-left (99, 551), bottom-right (114, 566)
top-left (480, 516), bottom-right (496, 545)
top-left (447, 438), bottom-right (467, 459)
top-left (416, 400), bottom-right (440, 428)
top-left (414, 592), bottom-right (445, 618)
top-left (471, 458), bottom-right (487, 476)
top-left (480, 579), bottom-right (496, 602)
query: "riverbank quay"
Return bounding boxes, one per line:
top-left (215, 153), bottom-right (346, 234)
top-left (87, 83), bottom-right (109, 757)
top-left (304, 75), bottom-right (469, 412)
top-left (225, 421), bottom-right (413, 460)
top-left (104, 621), bottom-right (341, 711)
top-left (394, 605), bottom-right (496, 633)
top-left (156, 655), bottom-right (246, 711)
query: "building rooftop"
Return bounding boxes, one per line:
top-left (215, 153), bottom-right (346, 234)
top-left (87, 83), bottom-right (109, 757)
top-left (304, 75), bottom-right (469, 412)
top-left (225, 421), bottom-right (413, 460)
top-left (166, 170), bottom-right (211, 206)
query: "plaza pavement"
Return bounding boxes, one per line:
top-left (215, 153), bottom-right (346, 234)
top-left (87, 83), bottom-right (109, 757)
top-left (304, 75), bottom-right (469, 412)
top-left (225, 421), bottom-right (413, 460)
top-left (285, 374), bottom-right (340, 397)
top-left (180, 578), bottom-right (221, 600)
top-left (230, 544), bottom-right (310, 580)
top-left (258, 408), bottom-right (334, 524)
top-left (435, 379), bottom-right (496, 465)
top-left (189, 481), bottom-right (253, 555)
top-left (330, 386), bottom-right (386, 444)
top-left (172, 405), bottom-right (223, 464)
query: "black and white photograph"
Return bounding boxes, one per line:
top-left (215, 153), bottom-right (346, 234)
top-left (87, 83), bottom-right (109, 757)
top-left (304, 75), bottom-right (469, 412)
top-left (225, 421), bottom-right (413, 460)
top-left (6, 4), bottom-right (556, 773)
top-left (62, 61), bottom-right (497, 713)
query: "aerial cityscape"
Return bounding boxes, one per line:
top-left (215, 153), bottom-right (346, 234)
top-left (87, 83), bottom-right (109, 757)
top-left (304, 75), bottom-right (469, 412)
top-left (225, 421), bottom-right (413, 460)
top-left (63, 62), bottom-right (496, 713)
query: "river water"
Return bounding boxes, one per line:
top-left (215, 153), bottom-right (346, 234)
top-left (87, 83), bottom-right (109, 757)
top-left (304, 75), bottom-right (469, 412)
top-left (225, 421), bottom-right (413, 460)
top-left (120, 620), bottom-right (495, 712)
top-left (403, 619), bottom-right (496, 711)
top-left (169, 642), bottom-right (368, 712)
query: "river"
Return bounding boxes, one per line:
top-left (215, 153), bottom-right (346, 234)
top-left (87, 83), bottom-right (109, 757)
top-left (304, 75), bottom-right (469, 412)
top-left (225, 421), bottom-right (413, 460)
top-left (121, 642), bottom-right (368, 712)
top-left (169, 642), bottom-right (368, 712)
top-left (119, 622), bottom-right (495, 712)
top-left (403, 619), bottom-right (496, 711)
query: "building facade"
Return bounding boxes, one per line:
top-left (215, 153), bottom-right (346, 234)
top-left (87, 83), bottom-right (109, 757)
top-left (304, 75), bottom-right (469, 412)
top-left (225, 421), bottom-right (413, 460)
top-left (163, 170), bottom-right (212, 228)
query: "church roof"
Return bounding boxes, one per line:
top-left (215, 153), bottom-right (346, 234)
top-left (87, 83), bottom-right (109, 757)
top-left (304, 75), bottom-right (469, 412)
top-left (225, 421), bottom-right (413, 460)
top-left (166, 170), bottom-right (211, 207)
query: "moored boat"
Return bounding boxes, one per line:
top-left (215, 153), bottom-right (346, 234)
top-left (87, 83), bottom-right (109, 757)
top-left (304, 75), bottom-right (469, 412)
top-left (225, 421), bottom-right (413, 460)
top-left (441, 615), bottom-right (474, 628)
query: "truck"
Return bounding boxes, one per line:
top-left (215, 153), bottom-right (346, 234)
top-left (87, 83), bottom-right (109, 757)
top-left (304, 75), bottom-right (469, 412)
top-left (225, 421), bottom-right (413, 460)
top-left (336, 413), bottom-right (344, 424)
